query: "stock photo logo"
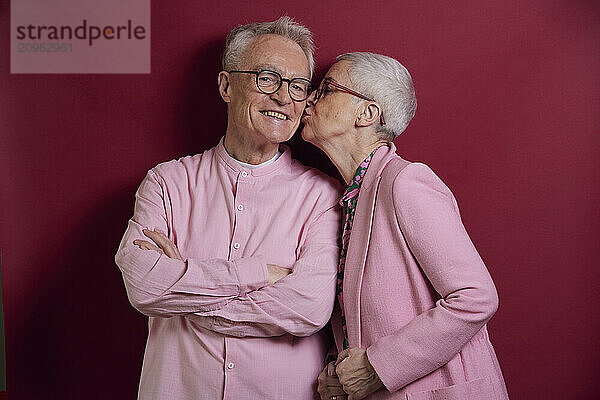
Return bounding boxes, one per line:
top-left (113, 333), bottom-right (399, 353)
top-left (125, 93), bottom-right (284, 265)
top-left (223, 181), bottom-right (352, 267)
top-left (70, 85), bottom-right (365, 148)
top-left (10, 0), bottom-right (151, 73)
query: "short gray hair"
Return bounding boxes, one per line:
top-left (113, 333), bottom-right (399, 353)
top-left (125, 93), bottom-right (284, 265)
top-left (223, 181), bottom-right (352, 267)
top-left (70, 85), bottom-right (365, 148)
top-left (222, 16), bottom-right (315, 78)
top-left (336, 52), bottom-right (417, 140)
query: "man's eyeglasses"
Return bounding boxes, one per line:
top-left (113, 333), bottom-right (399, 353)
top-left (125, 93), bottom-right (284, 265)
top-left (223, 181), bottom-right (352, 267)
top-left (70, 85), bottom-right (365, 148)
top-left (313, 79), bottom-right (386, 126)
top-left (227, 69), bottom-right (313, 102)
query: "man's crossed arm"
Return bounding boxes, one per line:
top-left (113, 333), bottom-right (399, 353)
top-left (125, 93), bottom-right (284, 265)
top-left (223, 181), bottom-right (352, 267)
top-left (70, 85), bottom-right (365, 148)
top-left (135, 228), bottom-right (292, 285)
top-left (116, 169), bottom-right (341, 338)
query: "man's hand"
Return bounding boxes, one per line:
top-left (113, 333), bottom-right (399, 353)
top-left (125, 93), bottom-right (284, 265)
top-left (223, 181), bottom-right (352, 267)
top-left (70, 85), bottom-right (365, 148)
top-left (335, 347), bottom-right (383, 400)
top-left (317, 361), bottom-right (347, 400)
top-left (133, 228), bottom-right (183, 261)
top-left (267, 264), bottom-right (291, 285)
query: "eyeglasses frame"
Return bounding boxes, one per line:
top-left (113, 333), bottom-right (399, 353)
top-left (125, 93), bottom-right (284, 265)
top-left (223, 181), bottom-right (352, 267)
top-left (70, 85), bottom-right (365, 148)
top-left (227, 69), bottom-right (313, 102)
top-left (314, 78), bottom-right (386, 126)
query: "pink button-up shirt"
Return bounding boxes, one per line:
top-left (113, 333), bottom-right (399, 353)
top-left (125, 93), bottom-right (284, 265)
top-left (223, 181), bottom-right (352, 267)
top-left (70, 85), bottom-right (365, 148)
top-left (115, 139), bottom-right (342, 399)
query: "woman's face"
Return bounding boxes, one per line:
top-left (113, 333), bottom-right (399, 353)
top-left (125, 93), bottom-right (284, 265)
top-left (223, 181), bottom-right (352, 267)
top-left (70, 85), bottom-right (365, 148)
top-left (301, 61), bottom-right (360, 146)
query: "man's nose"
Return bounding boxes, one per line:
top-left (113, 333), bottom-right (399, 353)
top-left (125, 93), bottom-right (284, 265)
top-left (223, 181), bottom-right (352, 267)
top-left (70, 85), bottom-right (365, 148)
top-left (269, 82), bottom-right (292, 105)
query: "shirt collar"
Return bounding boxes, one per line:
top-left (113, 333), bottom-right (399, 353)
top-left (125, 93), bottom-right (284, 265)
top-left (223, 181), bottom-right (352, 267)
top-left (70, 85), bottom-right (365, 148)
top-left (233, 150), bottom-right (282, 169)
top-left (215, 137), bottom-right (292, 177)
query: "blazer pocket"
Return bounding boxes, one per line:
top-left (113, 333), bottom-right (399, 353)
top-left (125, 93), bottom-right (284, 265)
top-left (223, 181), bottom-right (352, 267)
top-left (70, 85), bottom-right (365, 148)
top-left (406, 376), bottom-right (494, 400)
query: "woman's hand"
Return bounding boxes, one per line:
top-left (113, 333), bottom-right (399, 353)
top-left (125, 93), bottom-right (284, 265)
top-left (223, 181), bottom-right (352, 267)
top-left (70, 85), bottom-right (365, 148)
top-left (335, 347), bottom-right (383, 400)
top-left (317, 361), bottom-right (347, 400)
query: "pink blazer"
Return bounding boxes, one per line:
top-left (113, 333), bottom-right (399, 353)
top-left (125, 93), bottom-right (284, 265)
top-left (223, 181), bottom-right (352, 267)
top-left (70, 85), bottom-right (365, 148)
top-left (331, 144), bottom-right (509, 399)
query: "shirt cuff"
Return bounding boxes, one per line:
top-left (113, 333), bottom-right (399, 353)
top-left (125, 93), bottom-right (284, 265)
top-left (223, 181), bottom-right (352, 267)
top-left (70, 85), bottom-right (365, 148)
top-left (234, 255), bottom-right (268, 295)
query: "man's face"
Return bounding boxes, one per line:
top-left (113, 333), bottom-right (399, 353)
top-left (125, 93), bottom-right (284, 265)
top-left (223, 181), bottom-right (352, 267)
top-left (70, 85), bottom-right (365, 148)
top-left (302, 60), bottom-right (359, 145)
top-left (221, 34), bottom-right (311, 146)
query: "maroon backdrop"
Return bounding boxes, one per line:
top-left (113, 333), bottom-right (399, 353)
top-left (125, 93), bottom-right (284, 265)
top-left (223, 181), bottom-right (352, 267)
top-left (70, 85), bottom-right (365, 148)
top-left (1, 1), bottom-right (599, 398)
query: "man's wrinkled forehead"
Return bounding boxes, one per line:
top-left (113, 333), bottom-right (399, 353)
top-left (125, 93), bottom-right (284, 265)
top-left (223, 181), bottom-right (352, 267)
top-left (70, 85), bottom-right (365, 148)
top-left (241, 34), bottom-right (310, 78)
top-left (248, 64), bottom-right (289, 77)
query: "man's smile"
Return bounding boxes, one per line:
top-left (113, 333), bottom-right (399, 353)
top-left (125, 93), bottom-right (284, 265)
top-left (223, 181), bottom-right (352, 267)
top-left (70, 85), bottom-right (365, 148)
top-left (260, 110), bottom-right (289, 120)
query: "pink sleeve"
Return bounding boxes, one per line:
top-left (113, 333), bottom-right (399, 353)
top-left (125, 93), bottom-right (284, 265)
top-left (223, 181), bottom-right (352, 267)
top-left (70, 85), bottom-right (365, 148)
top-left (186, 201), bottom-right (341, 337)
top-left (366, 163), bottom-right (499, 392)
top-left (115, 170), bottom-right (269, 317)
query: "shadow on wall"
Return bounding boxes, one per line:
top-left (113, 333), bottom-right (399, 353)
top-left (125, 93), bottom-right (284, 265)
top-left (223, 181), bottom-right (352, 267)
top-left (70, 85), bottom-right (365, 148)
top-left (1, 252), bottom-right (5, 394)
top-left (10, 186), bottom-right (147, 399)
top-left (176, 37), bottom-right (229, 155)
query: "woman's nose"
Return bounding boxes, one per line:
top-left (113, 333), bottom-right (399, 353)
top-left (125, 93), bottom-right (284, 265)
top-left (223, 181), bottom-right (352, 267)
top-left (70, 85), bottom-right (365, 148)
top-left (305, 91), bottom-right (317, 108)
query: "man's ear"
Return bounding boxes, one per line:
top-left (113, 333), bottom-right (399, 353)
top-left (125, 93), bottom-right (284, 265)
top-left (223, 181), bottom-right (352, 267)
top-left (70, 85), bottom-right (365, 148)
top-left (356, 102), bottom-right (382, 127)
top-left (218, 71), bottom-right (231, 103)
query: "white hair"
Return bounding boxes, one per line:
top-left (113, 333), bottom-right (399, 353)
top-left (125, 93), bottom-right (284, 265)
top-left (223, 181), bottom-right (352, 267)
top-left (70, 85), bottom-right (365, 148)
top-left (336, 52), bottom-right (417, 140)
top-left (222, 16), bottom-right (314, 78)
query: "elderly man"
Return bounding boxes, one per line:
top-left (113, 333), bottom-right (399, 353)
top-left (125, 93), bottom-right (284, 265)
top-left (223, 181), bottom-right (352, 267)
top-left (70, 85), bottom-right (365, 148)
top-left (115, 17), bottom-right (341, 399)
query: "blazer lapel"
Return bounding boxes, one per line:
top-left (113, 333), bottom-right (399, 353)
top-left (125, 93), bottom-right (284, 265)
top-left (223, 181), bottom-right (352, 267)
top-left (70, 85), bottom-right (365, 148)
top-left (343, 144), bottom-right (397, 348)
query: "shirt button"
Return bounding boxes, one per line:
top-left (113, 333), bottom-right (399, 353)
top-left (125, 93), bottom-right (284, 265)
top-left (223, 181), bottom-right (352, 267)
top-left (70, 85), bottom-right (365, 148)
top-left (227, 362), bottom-right (235, 369)
top-left (241, 171), bottom-right (248, 177)
top-left (237, 204), bottom-right (244, 211)
top-left (233, 242), bottom-right (240, 249)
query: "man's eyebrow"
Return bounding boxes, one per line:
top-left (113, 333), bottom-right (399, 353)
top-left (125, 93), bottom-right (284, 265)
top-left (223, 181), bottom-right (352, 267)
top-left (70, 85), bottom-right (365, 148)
top-left (258, 64), bottom-right (282, 73)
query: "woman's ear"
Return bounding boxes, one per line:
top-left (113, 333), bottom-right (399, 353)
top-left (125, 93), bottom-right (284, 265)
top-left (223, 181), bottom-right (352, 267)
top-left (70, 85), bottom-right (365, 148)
top-left (218, 71), bottom-right (231, 103)
top-left (356, 102), bottom-right (382, 127)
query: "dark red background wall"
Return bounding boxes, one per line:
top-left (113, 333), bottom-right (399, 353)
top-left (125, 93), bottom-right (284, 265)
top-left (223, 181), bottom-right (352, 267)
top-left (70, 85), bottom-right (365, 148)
top-left (1, 1), bottom-right (599, 398)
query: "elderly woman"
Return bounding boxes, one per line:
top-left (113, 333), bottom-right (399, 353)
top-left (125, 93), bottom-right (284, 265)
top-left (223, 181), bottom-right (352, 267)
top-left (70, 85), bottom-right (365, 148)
top-left (302, 52), bottom-right (509, 400)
